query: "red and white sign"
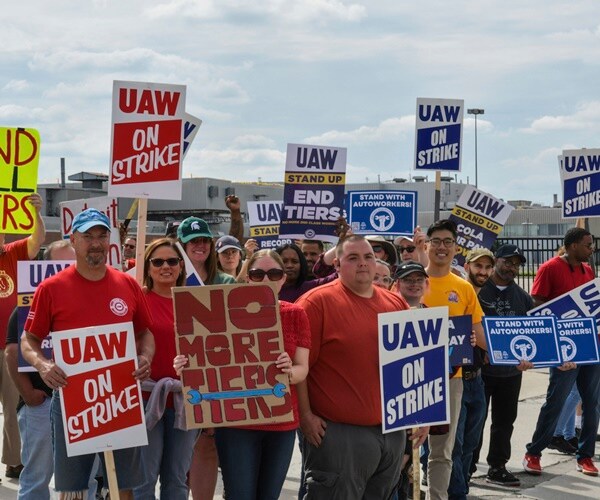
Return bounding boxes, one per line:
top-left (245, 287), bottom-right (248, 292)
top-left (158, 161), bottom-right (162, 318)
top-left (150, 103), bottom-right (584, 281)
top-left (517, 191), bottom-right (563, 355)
top-left (52, 322), bottom-right (147, 457)
top-left (59, 196), bottom-right (122, 269)
top-left (108, 80), bottom-right (186, 200)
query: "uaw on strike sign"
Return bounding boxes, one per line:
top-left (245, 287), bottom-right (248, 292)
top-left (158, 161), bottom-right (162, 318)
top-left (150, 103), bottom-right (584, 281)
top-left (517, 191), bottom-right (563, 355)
top-left (52, 322), bottom-right (147, 457)
top-left (109, 81), bottom-right (186, 200)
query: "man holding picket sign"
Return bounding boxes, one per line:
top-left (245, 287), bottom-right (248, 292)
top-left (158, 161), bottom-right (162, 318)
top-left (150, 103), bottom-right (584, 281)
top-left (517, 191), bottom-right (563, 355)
top-left (523, 227), bottom-right (600, 476)
top-left (20, 208), bottom-right (155, 499)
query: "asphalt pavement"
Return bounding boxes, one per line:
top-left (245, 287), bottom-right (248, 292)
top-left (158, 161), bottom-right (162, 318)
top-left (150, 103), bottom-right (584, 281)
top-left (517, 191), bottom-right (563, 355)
top-left (0, 369), bottom-right (598, 499)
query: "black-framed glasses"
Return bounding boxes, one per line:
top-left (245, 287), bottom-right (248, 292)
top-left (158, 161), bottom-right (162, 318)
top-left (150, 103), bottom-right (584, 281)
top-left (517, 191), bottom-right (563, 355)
top-left (248, 268), bottom-right (285, 282)
top-left (149, 257), bottom-right (182, 268)
top-left (400, 277), bottom-right (426, 285)
top-left (399, 246), bottom-right (416, 253)
top-left (428, 238), bottom-right (455, 248)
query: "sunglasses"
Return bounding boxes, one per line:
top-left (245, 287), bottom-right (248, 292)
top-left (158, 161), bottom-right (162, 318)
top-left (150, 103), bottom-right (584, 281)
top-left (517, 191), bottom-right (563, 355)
top-left (371, 245), bottom-right (384, 252)
top-left (248, 268), bottom-right (285, 282)
top-left (123, 244), bottom-right (135, 249)
top-left (149, 257), bottom-right (182, 268)
top-left (399, 246), bottom-right (416, 253)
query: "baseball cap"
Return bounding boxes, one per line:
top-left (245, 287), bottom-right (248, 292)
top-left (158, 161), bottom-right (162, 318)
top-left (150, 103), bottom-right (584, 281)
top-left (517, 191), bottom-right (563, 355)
top-left (71, 208), bottom-right (111, 234)
top-left (465, 247), bottom-right (495, 264)
top-left (495, 244), bottom-right (526, 264)
top-left (394, 261), bottom-right (428, 280)
top-left (393, 235), bottom-right (414, 246)
top-left (215, 235), bottom-right (242, 253)
top-left (177, 217), bottom-right (213, 243)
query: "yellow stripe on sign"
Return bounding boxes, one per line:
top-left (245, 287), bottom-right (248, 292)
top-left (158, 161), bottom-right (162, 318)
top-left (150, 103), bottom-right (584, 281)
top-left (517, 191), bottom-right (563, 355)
top-left (17, 293), bottom-right (34, 306)
top-left (451, 206), bottom-right (502, 234)
top-left (250, 226), bottom-right (280, 237)
top-left (285, 173), bottom-right (346, 185)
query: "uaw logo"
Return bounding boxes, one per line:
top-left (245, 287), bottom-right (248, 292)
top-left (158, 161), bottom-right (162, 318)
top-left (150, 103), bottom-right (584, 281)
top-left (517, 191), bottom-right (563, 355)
top-left (559, 337), bottom-right (577, 362)
top-left (369, 208), bottom-right (395, 232)
top-left (304, 229), bottom-right (316, 238)
top-left (110, 298), bottom-right (128, 317)
top-left (510, 335), bottom-right (537, 361)
top-left (0, 271), bottom-right (14, 298)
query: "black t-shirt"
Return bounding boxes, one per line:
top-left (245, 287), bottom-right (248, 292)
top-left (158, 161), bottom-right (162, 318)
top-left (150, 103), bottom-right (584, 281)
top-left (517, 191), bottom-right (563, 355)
top-left (477, 279), bottom-right (534, 377)
top-left (6, 307), bottom-right (52, 411)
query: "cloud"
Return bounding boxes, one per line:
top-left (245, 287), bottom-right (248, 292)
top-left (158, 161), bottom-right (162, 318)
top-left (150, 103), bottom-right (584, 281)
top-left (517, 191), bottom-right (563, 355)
top-left (304, 116), bottom-right (415, 145)
top-left (521, 101), bottom-right (600, 133)
top-left (2, 80), bottom-right (30, 92)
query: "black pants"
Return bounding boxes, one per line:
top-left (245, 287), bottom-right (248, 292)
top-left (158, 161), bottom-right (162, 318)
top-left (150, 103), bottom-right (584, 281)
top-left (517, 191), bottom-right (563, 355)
top-left (472, 373), bottom-right (522, 469)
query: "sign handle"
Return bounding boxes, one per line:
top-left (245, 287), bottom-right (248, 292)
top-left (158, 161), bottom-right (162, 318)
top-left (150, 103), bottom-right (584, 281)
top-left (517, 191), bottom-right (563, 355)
top-left (433, 171), bottom-right (441, 222)
top-left (103, 450), bottom-right (120, 498)
top-left (134, 198), bottom-right (148, 286)
top-left (412, 427), bottom-right (421, 500)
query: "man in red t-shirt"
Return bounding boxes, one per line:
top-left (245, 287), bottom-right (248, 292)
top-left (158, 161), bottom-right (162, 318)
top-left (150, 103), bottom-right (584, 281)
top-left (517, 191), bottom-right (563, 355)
top-left (296, 235), bottom-right (429, 499)
top-left (21, 208), bottom-right (155, 500)
top-left (0, 192), bottom-right (45, 479)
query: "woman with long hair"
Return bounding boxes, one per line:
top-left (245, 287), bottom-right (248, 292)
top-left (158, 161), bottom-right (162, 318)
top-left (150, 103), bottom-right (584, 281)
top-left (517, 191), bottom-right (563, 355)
top-left (174, 249), bottom-right (311, 499)
top-left (133, 238), bottom-right (198, 499)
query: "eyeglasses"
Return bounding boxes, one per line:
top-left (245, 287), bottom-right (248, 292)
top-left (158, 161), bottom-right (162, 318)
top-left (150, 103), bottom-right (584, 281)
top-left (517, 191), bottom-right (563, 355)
top-left (248, 268), bottom-right (285, 282)
top-left (373, 276), bottom-right (393, 285)
top-left (149, 257), bottom-right (182, 268)
top-left (400, 277), bottom-right (426, 285)
top-left (399, 246), bottom-right (416, 253)
top-left (371, 245), bottom-right (384, 253)
top-left (428, 238), bottom-right (455, 248)
top-left (500, 259), bottom-right (522, 269)
top-left (123, 244), bottom-right (135, 249)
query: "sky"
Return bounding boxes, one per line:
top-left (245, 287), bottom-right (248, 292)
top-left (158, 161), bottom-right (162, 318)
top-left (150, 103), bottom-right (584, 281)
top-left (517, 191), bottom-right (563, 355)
top-left (2, 0), bottom-right (600, 206)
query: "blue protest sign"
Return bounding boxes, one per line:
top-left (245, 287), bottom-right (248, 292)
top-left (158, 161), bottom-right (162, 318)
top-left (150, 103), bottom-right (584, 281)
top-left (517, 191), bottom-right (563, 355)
top-left (448, 186), bottom-right (513, 269)
top-left (415, 98), bottom-right (463, 172)
top-left (483, 316), bottom-right (561, 366)
top-left (449, 315), bottom-right (473, 366)
top-left (556, 318), bottom-right (600, 365)
top-left (280, 143), bottom-right (347, 243)
top-left (247, 200), bottom-right (293, 250)
top-left (379, 306), bottom-right (449, 433)
top-left (528, 279), bottom-right (600, 329)
top-left (346, 190), bottom-right (417, 236)
top-left (559, 149), bottom-right (600, 219)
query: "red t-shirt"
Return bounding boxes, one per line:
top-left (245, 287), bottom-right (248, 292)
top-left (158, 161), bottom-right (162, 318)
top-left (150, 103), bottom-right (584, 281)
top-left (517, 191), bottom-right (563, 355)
top-left (25, 265), bottom-right (152, 339)
top-left (297, 280), bottom-right (410, 426)
top-left (0, 239), bottom-right (29, 349)
top-left (531, 256), bottom-right (595, 302)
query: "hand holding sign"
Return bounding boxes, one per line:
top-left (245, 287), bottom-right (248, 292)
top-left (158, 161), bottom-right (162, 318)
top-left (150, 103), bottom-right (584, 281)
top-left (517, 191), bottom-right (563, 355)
top-left (39, 359), bottom-right (67, 390)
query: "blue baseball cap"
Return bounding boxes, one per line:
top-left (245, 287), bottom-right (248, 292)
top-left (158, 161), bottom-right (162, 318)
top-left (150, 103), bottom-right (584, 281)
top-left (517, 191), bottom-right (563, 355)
top-left (71, 208), bottom-right (111, 234)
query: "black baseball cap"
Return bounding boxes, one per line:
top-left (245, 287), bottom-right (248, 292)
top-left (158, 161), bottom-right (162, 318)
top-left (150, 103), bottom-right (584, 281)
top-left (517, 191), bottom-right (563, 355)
top-left (495, 244), bottom-right (526, 264)
top-left (394, 261), bottom-right (428, 280)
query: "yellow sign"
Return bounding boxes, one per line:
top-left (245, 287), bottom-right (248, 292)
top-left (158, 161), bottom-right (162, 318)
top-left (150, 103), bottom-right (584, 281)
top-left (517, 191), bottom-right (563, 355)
top-left (0, 127), bottom-right (40, 234)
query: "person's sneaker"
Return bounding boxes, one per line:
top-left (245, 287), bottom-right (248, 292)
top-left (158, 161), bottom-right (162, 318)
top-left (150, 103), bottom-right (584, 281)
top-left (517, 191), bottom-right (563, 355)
top-left (523, 454), bottom-right (542, 475)
top-left (547, 436), bottom-right (577, 454)
top-left (576, 458), bottom-right (599, 476)
top-left (5, 464), bottom-right (23, 479)
top-left (486, 466), bottom-right (521, 487)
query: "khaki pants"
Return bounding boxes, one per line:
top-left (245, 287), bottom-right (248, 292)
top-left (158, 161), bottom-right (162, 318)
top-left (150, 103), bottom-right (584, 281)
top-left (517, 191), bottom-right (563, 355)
top-left (426, 377), bottom-right (463, 500)
top-left (0, 348), bottom-right (21, 466)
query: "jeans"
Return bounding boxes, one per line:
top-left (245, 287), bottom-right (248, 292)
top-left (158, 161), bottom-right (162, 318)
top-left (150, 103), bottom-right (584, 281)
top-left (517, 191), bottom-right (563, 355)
top-left (448, 375), bottom-right (486, 500)
top-left (527, 364), bottom-right (600, 460)
top-left (554, 383), bottom-right (580, 440)
top-left (133, 408), bottom-right (198, 500)
top-left (216, 427), bottom-right (295, 500)
top-left (17, 398), bottom-right (53, 500)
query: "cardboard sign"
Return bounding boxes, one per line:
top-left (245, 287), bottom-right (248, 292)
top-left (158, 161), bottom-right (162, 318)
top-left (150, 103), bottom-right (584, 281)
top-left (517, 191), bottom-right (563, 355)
top-left (182, 113), bottom-right (202, 159)
top-left (559, 149), bottom-right (600, 218)
top-left (59, 196), bottom-right (122, 269)
top-left (17, 260), bottom-right (74, 372)
top-left (483, 316), bottom-right (561, 366)
top-left (448, 186), bottom-right (513, 268)
top-left (379, 306), bottom-right (450, 433)
top-left (448, 315), bottom-right (474, 366)
top-left (414, 98), bottom-right (463, 171)
top-left (279, 143), bottom-right (347, 243)
top-left (528, 279), bottom-right (600, 329)
top-left (173, 283), bottom-right (294, 428)
top-left (109, 80), bottom-right (186, 200)
top-left (347, 190), bottom-right (417, 236)
top-left (0, 127), bottom-right (40, 234)
top-left (555, 318), bottom-right (600, 365)
top-left (52, 322), bottom-right (147, 457)
top-left (247, 200), bottom-right (293, 249)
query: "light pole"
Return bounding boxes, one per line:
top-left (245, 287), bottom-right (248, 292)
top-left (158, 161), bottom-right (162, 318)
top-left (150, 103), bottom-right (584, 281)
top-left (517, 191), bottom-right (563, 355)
top-left (467, 108), bottom-right (484, 188)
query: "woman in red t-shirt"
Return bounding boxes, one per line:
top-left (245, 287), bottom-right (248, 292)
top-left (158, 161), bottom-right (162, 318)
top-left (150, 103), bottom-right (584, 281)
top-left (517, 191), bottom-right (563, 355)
top-left (174, 249), bottom-right (311, 500)
top-left (133, 238), bottom-right (198, 499)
